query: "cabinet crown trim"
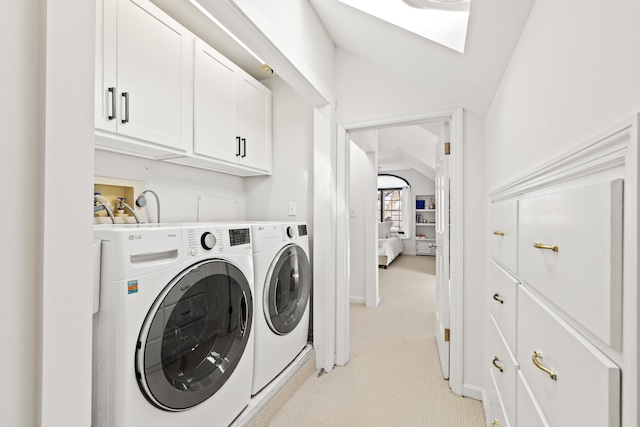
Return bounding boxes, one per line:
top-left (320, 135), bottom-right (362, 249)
top-left (489, 114), bottom-right (638, 202)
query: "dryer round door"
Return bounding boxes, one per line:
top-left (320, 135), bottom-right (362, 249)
top-left (136, 259), bottom-right (252, 411)
top-left (264, 244), bottom-right (311, 335)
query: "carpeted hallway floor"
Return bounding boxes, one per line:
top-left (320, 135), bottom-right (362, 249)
top-left (250, 254), bottom-right (485, 426)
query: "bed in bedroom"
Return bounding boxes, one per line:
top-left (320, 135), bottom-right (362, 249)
top-left (378, 222), bottom-right (404, 268)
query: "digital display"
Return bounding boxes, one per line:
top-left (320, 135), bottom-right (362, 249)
top-left (229, 228), bottom-right (251, 246)
top-left (298, 224), bottom-right (307, 236)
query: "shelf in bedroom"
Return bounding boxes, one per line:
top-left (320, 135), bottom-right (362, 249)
top-left (416, 223), bottom-right (436, 227)
top-left (416, 209), bottom-right (436, 213)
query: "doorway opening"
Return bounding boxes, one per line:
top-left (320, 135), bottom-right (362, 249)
top-left (334, 107), bottom-right (464, 395)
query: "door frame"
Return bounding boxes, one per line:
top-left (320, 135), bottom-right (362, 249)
top-left (335, 106), bottom-right (464, 395)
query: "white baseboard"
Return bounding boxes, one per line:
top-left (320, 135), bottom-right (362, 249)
top-left (462, 382), bottom-right (484, 402)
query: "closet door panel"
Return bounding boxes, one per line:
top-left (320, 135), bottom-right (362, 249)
top-left (518, 179), bottom-right (623, 349)
top-left (518, 287), bottom-right (620, 427)
top-left (516, 371), bottom-right (550, 427)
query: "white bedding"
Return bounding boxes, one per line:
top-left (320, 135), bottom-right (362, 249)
top-left (378, 236), bottom-right (403, 266)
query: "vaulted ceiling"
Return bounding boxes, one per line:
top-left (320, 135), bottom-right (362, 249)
top-left (309, 0), bottom-right (535, 175)
top-left (309, 0), bottom-right (535, 116)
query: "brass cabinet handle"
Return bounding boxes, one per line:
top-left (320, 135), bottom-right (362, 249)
top-left (532, 350), bottom-right (557, 380)
top-left (492, 293), bottom-right (504, 304)
top-left (534, 242), bottom-right (559, 252)
top-left (493, 231), bottom-right (505, 236)
top-left (492, 356), bottom-right (504, 373)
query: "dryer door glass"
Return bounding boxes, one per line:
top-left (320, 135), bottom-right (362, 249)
top-left (264, 244), bottom-right (311, 335)
top-left (136, 259), bottom-right (252, 411)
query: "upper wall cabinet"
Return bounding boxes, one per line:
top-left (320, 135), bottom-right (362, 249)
top-left (166, 39), bottom-right (272, 176)
top-left (95, 0), bottom-right (193, 158)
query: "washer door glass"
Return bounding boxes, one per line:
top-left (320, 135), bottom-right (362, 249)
top-left (264, 244), bottom-right (311, 335)
top-left (136, 259), bottom-right (252, 411)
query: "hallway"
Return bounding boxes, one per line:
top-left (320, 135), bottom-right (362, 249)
top-left (250, 255), bottom-right (484, 426)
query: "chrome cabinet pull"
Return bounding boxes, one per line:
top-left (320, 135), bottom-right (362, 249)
top-left (492, 356), bottom-right (504, 373)
top-left (534, 242), bottom-right (558, 252)
top-left (108, 87), bottom-right (116, 120)
top-left (493, 293), bottom-right (504, 304)
top-left (121, 92), bottom-right (129, 124)
top-left (532, 350), bottom-right (557, 380)
top-left (493, 230), bottom-right (505, 236)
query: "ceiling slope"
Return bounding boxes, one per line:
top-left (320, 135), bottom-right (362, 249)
top-left (308, 0), bottom-right (535, 116)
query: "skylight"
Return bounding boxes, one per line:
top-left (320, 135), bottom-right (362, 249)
top-left (337, 0), bottom-right (470, 53)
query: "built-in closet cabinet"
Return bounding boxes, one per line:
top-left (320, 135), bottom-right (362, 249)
top-left (170, 39), bottom-right (272, 176)
top-left (485, 115), bottom-right (640, 427)
top-left (95, 0), bottom-right (193, 157)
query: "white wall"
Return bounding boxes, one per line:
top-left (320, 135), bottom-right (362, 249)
top-left (94, 151), bottom-right (247, 222)
top-left (232, 0), bottom-right (335, 101)
top-left (1, 2), bottom-right (41, 425)
top-left (5, 0), bottom-right (97, 425)
top-left (245, 76), bottom-right (314, 223)
top-left (335, 47), bottom-right (487, 393)
top-left (485, 0), bottom-right (640, 190)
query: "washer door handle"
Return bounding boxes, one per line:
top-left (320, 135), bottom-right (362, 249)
top-left (240, 294), bottom-right (248, 335)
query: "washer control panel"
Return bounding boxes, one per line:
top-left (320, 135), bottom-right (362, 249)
top-left (201, 232), bottom-right (216, 250)
top-left (186, 226), bottom-right (251, 257)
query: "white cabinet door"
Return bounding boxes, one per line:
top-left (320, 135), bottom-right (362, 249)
top-left (116, 0), bottom-right (192, 151)
top-left (95, 0), bottom-right (193, 156)
top-left (191, 40), bottom-right (271, 175)
top-left (516, 371), bottom-right (551, 427)
top-left (237, 74), bottom-right (271, 172)
top-left (519, 179), bottom-right (623, 349)
top-left (518, 286), bottom-right (620, 427)
top-left (193, 39), bottom-right (238, 163)
top-left (95, 0), bottom-right (117, 133)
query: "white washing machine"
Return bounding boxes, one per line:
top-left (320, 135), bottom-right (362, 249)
top-left (92, 223), bottom-right (254, 427)
top-left (251, 222), bottom-right (311, 395)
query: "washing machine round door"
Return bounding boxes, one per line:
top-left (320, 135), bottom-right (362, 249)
top-left (264, 244), bottom-right (311, 335)
top-left (136, 259), bottom-right (252, 411)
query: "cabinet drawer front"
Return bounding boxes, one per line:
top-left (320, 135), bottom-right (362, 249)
top-left (486, 368), bottom-right (512, 427)
top-left (486, 315), bottom-right (518, 422)
top-left (489, 261), bottom-right (518, 351)
top-left (516, 371), bottom-right (551, 427)
top-left (488, 315), bottom-right (518, 425)
top-left (518, 287), bottom-right (620, 427)
top-left (490, 199), bottom-right (518, 273)
top-left (518, 179), bottom-right (623, 348)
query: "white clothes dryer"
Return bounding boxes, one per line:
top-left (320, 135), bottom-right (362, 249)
top-left (250, 222), bottom-right (311, 395)
top-left (92, 223), bottom-right (254, 427)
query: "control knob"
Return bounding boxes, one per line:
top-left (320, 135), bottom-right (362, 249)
top-left (286, 226), bottom-right (294, 238)
top-left (201, 232), bottom-right (216, 250)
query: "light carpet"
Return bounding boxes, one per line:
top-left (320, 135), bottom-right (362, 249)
top-left (250, 254), bottom-right (485, 426)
